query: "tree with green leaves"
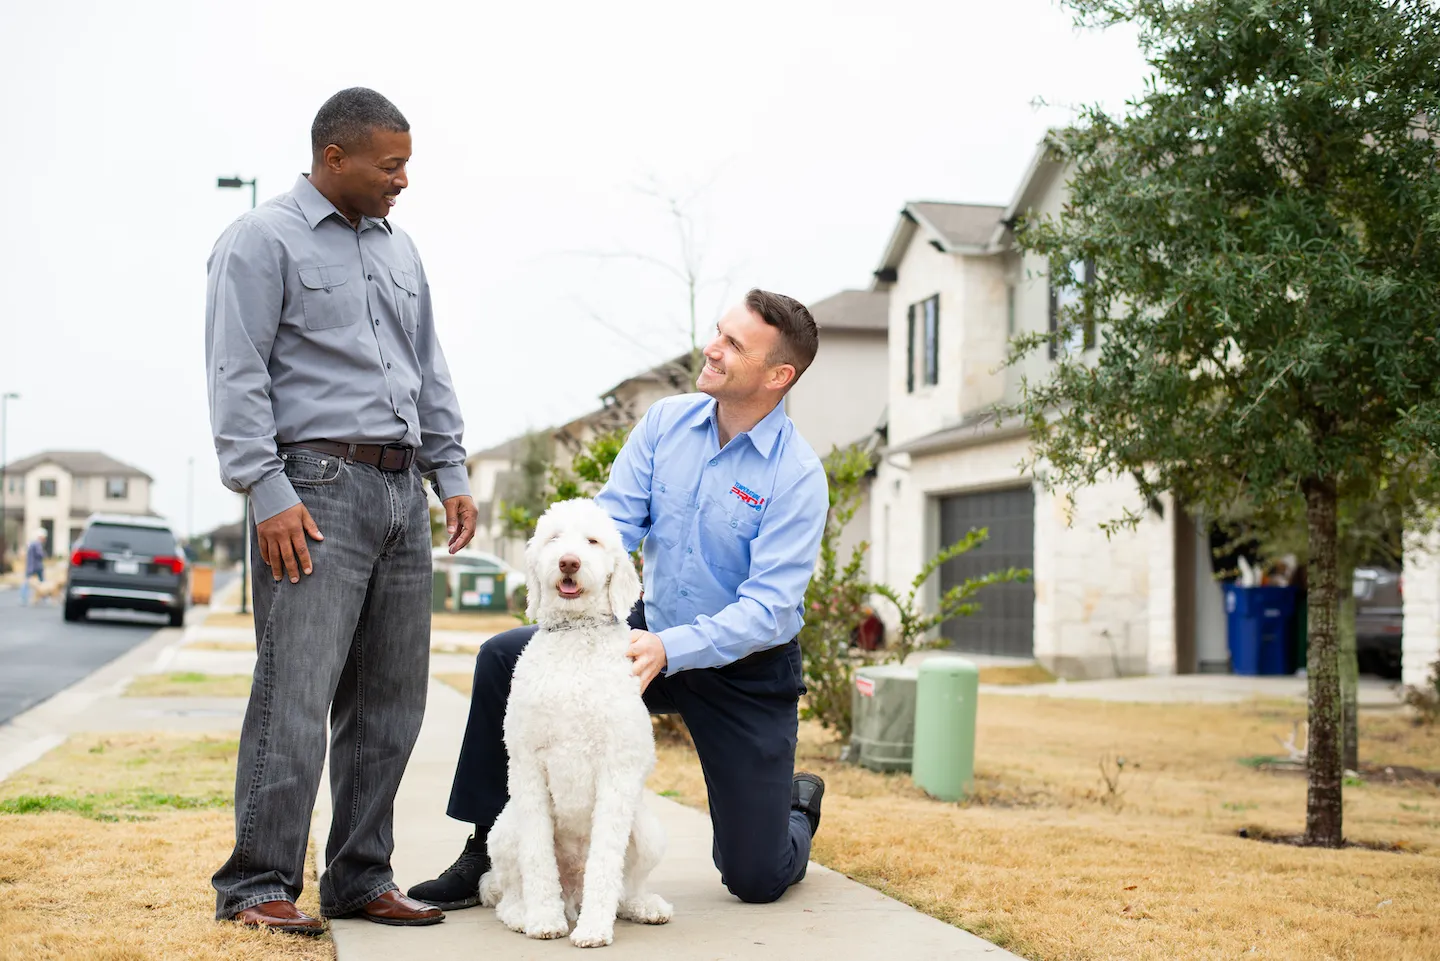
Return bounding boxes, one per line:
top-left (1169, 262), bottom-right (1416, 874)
top-left (1010, 0), bottom-right (1440, 846)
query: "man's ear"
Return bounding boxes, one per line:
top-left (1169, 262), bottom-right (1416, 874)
top-left (606, 543), bottom-right (642, 620)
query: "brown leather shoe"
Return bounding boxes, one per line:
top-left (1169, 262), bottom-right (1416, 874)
top-left (232, 900), bottom-right (325, 935)
top-left (337, 889), bottom-right (445, 926)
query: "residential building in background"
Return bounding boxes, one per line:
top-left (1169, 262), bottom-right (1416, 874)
top-left (867, 146), bottom-right (1230, 680)
top-left (1, 450), bottom-right (154, 560)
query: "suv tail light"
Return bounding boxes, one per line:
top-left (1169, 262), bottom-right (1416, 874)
top-left (152, 556), bottom-right (186, 575)
top-left (71, 549), bottom-right (102, 566)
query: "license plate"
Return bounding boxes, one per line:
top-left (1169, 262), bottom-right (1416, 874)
top-left (113, 560), bottom-right (140, 575)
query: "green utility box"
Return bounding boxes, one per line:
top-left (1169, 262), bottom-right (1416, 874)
top-left (912, 656), bottom-right (980, 801)
top-left (431, 571), bottom-right (449, 612)
top-left (457, 571), bottom-right (508, 612)
top-left (849, 665), bottom-right (919, 772)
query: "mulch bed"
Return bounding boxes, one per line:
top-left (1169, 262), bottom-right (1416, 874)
top-left (1236, 826), bottom-right (1422, 853)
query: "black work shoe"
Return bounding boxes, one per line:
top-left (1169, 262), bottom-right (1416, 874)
top-left (406, 833), bottom-right (490, 910)
top-left (792, 772), bottom-right (825, 837)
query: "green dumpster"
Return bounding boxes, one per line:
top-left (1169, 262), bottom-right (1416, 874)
top-left (912, 656), bottom-right (979, 801)
top-left (432, 570), bottom-right (449, 612)
top-left (849, 664), bottom-right (919, 772)
top-left (457, 571), bottom-right (508, 612)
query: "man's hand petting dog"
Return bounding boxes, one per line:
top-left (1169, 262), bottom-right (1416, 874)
top-left (444, 494), bottom-right (478, 554)
top-left (626, 631), bottom-right (667, 693)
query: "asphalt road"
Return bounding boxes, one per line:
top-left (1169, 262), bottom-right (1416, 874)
top-left (0, 572), bottom-right (236, 726)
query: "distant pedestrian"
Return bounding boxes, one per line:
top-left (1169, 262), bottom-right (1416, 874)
top-left (206, 87), bottom-right (476, 935)
top-left (20, 529), bottom-right (46, 606)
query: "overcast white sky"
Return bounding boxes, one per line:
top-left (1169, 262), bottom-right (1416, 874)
top-left (0, 0), bottom-right (1147, 537)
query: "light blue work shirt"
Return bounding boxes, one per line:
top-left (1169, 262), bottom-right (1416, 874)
top-left (595, 393), bottom-right (829, 673)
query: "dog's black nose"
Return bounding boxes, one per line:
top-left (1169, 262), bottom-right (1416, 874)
top-left (559, 554), bottom-right (580, 576)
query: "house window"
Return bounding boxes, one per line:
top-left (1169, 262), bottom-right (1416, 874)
top-left (39, 479), bottom-right (57, 497)
top-left (106, 478), bottom-right (128, 500)
top-left (906, 295), bottom-right (940, 392)
top-left (1049, 258), bottom-right (1097, 359)
top-left (1006, 285), bottom-right (1017, 337)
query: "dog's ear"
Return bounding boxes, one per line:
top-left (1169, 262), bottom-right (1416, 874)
top-left (524, 528), bottom-right (543, 623)
top-left (606, 542), bottom-right (642, 620)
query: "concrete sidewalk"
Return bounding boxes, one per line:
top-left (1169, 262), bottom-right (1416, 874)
top-left (980, 671), bottom-right (1405, 707)
top-left (316, 679), bottom-right (1019, 960)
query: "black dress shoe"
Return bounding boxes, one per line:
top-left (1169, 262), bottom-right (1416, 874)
top-left (406, 832), bottom-right (490, 910)
top-left (792, 772), bottom-right (825, 836)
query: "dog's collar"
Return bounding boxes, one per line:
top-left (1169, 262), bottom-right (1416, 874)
top-left (536, 613), bottom-right (623, 632)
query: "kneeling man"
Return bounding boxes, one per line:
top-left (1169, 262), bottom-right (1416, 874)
top-left (411, 289), bottom-right (830, 909)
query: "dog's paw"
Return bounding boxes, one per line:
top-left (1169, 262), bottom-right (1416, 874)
top-left (478, 871), bottom-right (502, 908)
top-left (569, 922), bottom-right (615, 948)
top-left (495, 895), bottom-right (525, 932)
top-left (524, 903), bottom-right (570, 940)
top-left (618, 893), bottom-right (672, 925)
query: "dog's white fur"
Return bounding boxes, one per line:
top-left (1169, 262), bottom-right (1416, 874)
top-left (478, 498), bottom-right (672, 948)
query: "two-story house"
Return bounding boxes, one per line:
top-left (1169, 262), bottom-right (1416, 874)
top-left (866, 146), bottom-right (1230, 679)
top-left (2, 450), bottom-right (154, 560)
top-left (467, 288), bottom-right (890, 572)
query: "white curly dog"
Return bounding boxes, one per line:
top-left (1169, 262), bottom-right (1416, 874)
top-left (479, 498), bottom-right (672, 948)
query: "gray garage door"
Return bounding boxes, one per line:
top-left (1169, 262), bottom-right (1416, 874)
top-left (938, 487), bottom-right (1035, 657)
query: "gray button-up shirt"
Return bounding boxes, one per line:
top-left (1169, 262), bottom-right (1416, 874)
top-left (205, 174), bottom-right (470, 523)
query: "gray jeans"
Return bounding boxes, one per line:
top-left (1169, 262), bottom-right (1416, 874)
top-left (212, 451), bottom-right (432, 919)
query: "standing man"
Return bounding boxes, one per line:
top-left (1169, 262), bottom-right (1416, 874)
top-left (21, 529), bottom-right (46, 606)
top-left (409, 290), bottom-right (830, 911)
top-left (205, 87), bottom-right (476, 934)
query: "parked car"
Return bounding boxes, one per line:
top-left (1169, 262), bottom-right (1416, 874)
top-left (1353, 566), bottom-right (1403, 679)
top-left (64, 514), bottom-right (188, 626)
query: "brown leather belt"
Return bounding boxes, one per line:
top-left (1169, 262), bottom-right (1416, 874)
top-left (282, 440), bottom-right (416, 472)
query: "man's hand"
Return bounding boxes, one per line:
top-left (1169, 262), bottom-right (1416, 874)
top-left (626, 630), bottom-right (668, 693)
top-left (445, 495), bottom-right (478, 554)
top-left (256, 503), bottom-right (324, 584)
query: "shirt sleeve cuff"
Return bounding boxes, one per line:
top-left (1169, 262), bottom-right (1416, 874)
top-left (428, 464), bottom-right (472, 502)
top-left (656, 626), bottom-right (704, 674)
top-left (249, 471), bottom-right (301, 524)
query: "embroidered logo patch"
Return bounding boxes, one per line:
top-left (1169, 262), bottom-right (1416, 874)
top-left (730, 482), bottom-right (766, 510)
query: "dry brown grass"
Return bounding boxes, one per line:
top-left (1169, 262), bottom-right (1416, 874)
top-left (204, 611), bottom-right (519, 633)
top-left (125, 673), bottom-right (252, 698)
top-left (434, 673), bottom-right (472, 696)
top-left (651, 696), bottom-right (1440, 961)
top-left (0, 733), bottom-right (332, 960)
top-left (185, 640), bottom-right (257, 652)
top-left (977, 663), bottom-right (1058, 686)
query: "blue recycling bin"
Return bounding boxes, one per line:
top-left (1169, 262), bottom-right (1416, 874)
top-left (1223, 585), bottom-right (1299, 675)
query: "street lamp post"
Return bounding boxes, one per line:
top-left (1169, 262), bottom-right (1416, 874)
top-left (217, 176), bottom-right (257, 614)
top-left (0, 392), bottom-right (18, 573)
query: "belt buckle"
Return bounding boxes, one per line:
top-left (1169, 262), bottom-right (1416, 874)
top-left (379, 444), bottom-right (413, 472)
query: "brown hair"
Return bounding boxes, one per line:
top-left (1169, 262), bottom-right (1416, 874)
top-left (744, 288), bottom-right (820, 388)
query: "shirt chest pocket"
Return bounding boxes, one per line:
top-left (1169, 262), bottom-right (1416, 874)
top-left (390, 266), bottom-right (420, 332)
top-left (297, 265), bottom-right (355, 330)
top-left (648, 478), bottom-right (691, 550)
top-left (701, 502), bottom-right (762, 576)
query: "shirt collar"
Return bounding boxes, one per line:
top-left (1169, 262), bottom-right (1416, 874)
top-left (292, 174), bottom-right (392, 234)
top-left (685, 396), bottom-right (788, 459)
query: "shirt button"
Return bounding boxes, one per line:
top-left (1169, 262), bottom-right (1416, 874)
top-left (731, 520), bottom-right (738, 528)
top-left (373, 318), bottom-right (380, 326)
top-left (680, 590), bottom-right (688, 597)
top-left (708, 459), bottom-right (717, 467)
top-left (386, 362), bottom-right (392, 369)
top-left (394, 407), bottom-right (401, 415)
top-left (367, 273), bottom-right (373, 281)
top-left (686, 547), bottom-right (693, 554)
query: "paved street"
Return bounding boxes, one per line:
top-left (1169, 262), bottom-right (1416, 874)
top-left (0, 571), bottom-right (236, 725)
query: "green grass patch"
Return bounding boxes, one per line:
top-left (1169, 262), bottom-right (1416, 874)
top-left (123, 673), bottom-right (252, 698)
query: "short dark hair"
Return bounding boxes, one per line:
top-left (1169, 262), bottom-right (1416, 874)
top-left (745, 288), bottom-right (820, 388)
top-left (311, 87), bottom-right (409, 162)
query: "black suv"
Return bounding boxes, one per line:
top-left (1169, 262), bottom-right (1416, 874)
top-left (64, 514), bottom-right (189, 626)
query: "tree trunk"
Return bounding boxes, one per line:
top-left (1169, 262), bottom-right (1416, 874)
top-left (1304, 479), bottom-right (1344, 847)
top-left (1340, 593), bottom-right (1359, 773)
